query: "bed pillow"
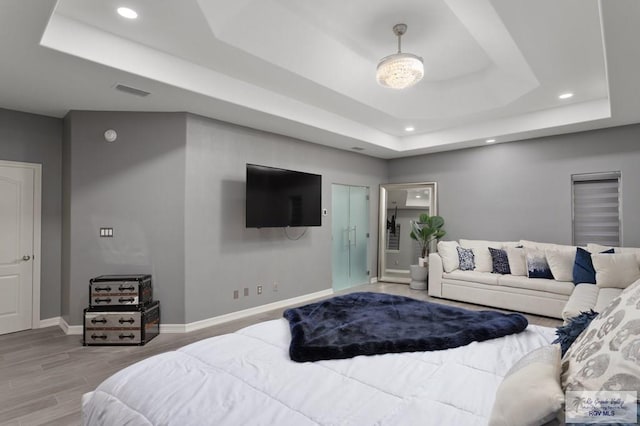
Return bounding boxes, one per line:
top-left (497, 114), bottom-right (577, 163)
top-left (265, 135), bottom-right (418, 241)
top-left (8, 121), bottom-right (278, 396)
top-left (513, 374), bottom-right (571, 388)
top-left (506, 247), bottom-right (527, 276)
top-left (545, 248), bottom-right (576, 282)
top-left (456, 246), bottom-right (475, 271)
top-left (489, 247), bottom-right (511, 274)
top-left (561, 281), bottom-right (640, 398)
top-left (437, 240), bottom-right (460, 273)
top-left (526, 249), bottom-right (554, 279)
top-left (489, 344), bottom-right (564, 426)
top-left (552, 310), bottom-right (599, 356)
top-left (592, 252), bottom-right (640, 289)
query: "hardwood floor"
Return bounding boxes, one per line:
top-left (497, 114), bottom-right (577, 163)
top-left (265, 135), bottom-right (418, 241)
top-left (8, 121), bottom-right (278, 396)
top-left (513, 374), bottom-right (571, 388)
top-left (0, 283), bottom-right (561, 425)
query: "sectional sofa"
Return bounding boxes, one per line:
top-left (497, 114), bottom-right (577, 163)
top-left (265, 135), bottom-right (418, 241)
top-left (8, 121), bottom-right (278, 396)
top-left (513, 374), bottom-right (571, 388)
top-left (428, 240), bottom-right (640, 320)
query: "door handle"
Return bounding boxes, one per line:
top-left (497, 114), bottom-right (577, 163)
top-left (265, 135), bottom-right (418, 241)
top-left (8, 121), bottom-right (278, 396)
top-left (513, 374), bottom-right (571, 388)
top-left (22, 255), bottom-right (31, 261)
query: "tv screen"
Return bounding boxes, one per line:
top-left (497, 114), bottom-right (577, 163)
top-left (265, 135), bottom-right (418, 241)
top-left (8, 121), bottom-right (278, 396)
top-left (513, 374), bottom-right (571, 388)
top-left (246, 164), bottom-right (322, 228)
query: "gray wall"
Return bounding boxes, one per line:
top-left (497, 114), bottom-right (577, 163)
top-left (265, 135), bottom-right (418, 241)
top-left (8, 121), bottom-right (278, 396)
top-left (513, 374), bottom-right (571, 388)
top-left (61, 111), bottom-right (386, 325)
top-left (63, 111), bottom-right (187, 325)
top-left (184, 114), bottom-right (387, 323)
top-left (0, 108), bottom-right (62, 320)
top-left (389, 124), bottom-right (640, 246)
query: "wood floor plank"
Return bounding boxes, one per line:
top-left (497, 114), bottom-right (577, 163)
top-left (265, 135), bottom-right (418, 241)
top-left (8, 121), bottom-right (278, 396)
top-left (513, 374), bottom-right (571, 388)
top-left (0, 396), bottom-right (58, 423)
top-left (0, 283), bottom-right (562, 424)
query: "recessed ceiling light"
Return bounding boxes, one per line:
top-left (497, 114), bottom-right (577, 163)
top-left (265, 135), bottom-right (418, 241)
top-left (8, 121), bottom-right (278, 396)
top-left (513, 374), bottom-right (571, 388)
top-left (486, 139), bottom-right (496, 143)
top-left (558, 92), bottom-right (574, 100)
top-left (415, 195), bottom-right (421, 198)
top-left (405, 126), bottom-right (415, 132)
top-left (117, 7), bottom-right (138, 19)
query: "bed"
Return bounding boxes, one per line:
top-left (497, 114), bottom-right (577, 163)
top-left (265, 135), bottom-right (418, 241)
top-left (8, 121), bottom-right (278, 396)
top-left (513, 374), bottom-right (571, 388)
top-left (81, 317), bottom-right (555, 425)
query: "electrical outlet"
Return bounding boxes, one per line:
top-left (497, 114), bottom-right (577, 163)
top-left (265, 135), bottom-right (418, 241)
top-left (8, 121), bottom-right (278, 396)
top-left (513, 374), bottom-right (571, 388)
top-left (99, 227), bottom-right (114, 237)
top-left (244, 288), bottom-right (249, 297)
top-left (273, 282), bottom-right (278, 292)
top-left (257, 285), bottom-right (263, 295)
top-left (233, 290), bottom-right (239, 299)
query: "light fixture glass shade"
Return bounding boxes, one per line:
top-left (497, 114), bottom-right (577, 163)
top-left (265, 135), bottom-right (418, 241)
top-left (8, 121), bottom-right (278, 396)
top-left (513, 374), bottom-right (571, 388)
top-left (377, 53), bottom-right (424, 89)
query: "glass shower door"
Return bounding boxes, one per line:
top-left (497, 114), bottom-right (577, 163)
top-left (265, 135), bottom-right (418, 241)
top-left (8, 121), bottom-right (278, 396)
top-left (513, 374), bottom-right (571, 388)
top-left (331, 184), bottom-right (369, 291)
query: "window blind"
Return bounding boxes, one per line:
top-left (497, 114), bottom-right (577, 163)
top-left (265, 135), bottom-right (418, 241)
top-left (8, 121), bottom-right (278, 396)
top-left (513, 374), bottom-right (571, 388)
top-left (572, 172), bottom-right (621, 247)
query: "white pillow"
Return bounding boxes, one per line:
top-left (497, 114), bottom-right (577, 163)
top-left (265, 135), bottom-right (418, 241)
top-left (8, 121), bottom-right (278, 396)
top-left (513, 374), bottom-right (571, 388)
top-left (489, 344), bottom-right (564, 426)
top-left (587, 243), bottom-right (612, 253)
top-left (437, 241), bottom-right (460, 273)
top-left (588, 243), bottom-right (640, 260)
top-left (592, 252), bottom-right (640, 289)
top-left (545, 248), bottom-right (576, 282)
top-left (521, 240), bottom-right (576, 253)
top-left (506, 247), bottom-right (527, 276)
top-left (471, 248), bottom-right (492, 272)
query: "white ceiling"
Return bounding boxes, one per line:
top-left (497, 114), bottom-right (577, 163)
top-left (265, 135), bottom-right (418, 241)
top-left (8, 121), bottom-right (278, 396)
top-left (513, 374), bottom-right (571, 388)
top-left (1, 0), bottom-right (640, 159)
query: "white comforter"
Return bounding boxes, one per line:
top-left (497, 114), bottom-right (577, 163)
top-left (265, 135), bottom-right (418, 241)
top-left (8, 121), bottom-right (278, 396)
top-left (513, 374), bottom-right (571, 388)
top-left (82, 318), bottom-right (555, 426)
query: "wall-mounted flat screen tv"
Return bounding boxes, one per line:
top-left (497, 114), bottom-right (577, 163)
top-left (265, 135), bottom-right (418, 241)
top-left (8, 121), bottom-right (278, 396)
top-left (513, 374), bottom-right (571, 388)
top-left (246, 164), bottom-right (322, 228)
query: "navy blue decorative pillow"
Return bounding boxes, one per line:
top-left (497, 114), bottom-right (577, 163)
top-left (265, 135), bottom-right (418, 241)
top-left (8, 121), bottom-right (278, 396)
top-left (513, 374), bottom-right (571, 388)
top-left (572, 247), bottom-right (614, 284)
top-left (526, 249), bottom-right (554, 279)
top-left (552, 310), bottom-right (599, 356)
top-left (489, 247), bottom-right (511, 274)
top-left (457, 246), bottom-right (475, 271)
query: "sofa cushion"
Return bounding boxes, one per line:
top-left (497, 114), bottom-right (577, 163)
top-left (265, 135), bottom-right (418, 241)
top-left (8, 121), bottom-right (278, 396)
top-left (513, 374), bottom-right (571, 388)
top-left (443, 270), bottom-right (500, 286)
top-left (562, 285), bottom-right (623, 322)
top-left (489, 247), bottom-right (511, 274)
top-left (506, 247), bottom-right (527, 276)
top-left (592, 252), bottom-right (640, 289)
top-left (562, 284), bottom-right (600, 321)
top-left (437, 240), bottom-right (460, 273)
top-left (545, 248), bottom-right (576, 282)
top-left (498, 275), bottom-right (574, 296)
top-left (525, 249), bottom-right (554, 279)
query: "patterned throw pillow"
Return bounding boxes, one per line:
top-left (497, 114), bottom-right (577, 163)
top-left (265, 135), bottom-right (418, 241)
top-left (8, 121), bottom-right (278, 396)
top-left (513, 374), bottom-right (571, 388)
top-left (526, 249), bottom-right (554, 279)
top-left (561, 279), bottom-right (640, 397)
top-left (489, 247), bottom-right (511, 274)
top-left (456, 246), bottom-right (475, 271)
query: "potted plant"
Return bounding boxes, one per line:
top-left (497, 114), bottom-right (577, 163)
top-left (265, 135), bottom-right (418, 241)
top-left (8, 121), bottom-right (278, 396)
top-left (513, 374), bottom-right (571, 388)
top-left (410, 213), bottom-right (446, 266)
top-left (408, 214), bottom-right (445, 290)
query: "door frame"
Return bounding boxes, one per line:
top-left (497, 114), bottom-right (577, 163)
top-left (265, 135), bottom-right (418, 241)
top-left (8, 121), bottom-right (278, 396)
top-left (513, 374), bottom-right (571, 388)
top-left (0, 160), bottom-right (42, 329)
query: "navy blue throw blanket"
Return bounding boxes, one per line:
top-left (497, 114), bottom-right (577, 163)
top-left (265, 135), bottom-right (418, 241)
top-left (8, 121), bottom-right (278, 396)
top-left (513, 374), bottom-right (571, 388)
top-left (283, 292), bottom-right (528, 362)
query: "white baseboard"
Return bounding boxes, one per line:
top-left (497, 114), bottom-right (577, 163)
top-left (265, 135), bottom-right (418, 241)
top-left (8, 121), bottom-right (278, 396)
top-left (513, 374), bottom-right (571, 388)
top-left (370, 277), bottom-right (378, 284)
top-left (39, 316), bottom-right (61, 328)
top-left (60, 317), bottom-right (83, 335)
top-left (60, 289), bottom-right (335, 335)
top-left (180, 289), bottom-right (334, 333)
top-left (160, 324), bottom-right (186, 333)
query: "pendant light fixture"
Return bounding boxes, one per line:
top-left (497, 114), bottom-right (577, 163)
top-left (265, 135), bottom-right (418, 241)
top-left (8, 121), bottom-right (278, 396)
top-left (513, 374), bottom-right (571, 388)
top-left (376, 23), bottom-right (424, 89)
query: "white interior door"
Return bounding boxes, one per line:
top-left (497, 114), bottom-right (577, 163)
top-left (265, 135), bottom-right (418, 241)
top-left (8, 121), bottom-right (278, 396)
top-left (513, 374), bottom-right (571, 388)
top-left (0, 164), bottom-right (35, 334)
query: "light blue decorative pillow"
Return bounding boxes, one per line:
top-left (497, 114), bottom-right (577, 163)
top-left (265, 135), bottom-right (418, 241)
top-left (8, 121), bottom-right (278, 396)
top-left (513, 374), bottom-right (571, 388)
top-left (457, 246), bottom-right (475, 271)
top-left (526, 249), bottom-right (554, 279)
